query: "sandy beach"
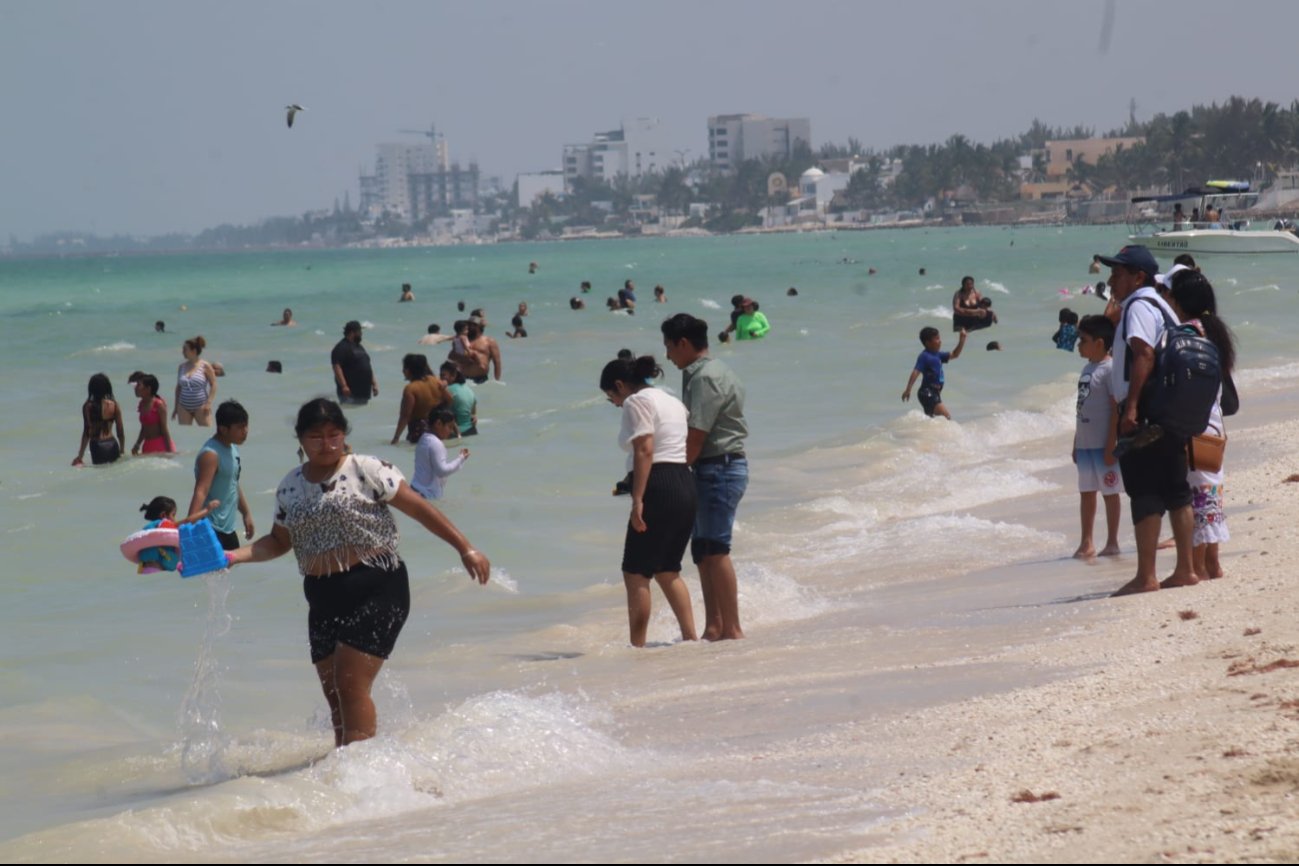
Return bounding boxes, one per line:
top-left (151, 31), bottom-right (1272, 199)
top-left (827, 410), bottom-right (1299, 863)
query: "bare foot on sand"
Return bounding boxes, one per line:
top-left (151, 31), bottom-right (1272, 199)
top-left (1285, 474), bottom-right (1299, 483)
top-left (1098, 543), bottom-right (1121, 557)
top-left (1072, 544), bottom-right (1096, 560)
top-left (1113, 576), bottom-right (1160, 596)
top-left (1156, 537), bottom-right (1176, 550)
top-left (1159, 572), bottom-right (1200, 589)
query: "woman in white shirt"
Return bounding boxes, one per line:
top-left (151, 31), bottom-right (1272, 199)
top-left (229, 398), bottom-right (489, 747)
top-left (411, 409), bottom-right (469, 500)
top-left (600, 355), bottom-right (697, 647)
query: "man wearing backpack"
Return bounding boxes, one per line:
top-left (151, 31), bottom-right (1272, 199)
top-left (1097, 245), bottom-right (1198, 597)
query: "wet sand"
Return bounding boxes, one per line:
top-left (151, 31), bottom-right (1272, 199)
top-left (829, 409), bottom-right (1299, 863)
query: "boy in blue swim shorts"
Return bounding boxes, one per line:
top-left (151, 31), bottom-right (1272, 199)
top-left (902, 326), bottom-right (966, 419)
top-left (1072, 314), bottom-right (1123, 558)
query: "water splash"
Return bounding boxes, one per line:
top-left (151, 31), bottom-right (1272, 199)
top-left (178, 571), bottom-right (233, 783)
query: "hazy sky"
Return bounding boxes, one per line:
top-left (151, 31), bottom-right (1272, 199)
top-left (4, 0), bottom-right (1298, 239)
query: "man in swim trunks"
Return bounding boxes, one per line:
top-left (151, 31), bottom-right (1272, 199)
top-left (464, 318), bottom-right (502, 383)
top-left (188, 400), bottom-right (254, 551)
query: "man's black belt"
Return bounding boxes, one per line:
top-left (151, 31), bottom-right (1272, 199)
top-left (696, 451), bottom-right (746, 465)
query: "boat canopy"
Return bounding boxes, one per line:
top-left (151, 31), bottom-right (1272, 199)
top-left (1131, 182), bottom-right (1253, 204)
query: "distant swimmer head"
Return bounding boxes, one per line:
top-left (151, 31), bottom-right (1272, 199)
top-left (570, 297), bottom-right (585, 310)
top-left (580, 280), bottom-right (591, 292)
top-left (266, 360), bottom-right (283, 373)
top-left (868, 267), bottom-right (877, 274)
top-left (457, 300), bottom-right (466, 312)
top-left (985, 341), bottom-right (1002, 351)
top-left (154, 321), bottom-right (165, 333)
top-left (786, 287), bottom-right (798, 296)
top-left (918, 268), bottom-right (926, 276)
top-left (427, 323), bottom-right (441, 334)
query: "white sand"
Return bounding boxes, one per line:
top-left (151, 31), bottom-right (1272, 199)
top-left (828, 417), bottom-right (1299, 863)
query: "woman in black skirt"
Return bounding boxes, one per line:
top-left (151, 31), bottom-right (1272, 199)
top-left (600, 355), bottom-right (698, 647)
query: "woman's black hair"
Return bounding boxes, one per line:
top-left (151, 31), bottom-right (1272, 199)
top-left (87, 372), bottom-right (113, 402)
top-left (402, 353), bottom-right (434, 379)
top-left (439, 361), bottom-right (466, 385)
top-left (140, 496), bottom-right (176, 521)
top-left (137, 373), bottom-right (161, 397)
top-left (428, 407), bottom-right (457, 427)
top-left (599, 355), bottom-right (662, 392)
top-left (1169, 270), bottom-right (1235, 374)
top-left (87, 373), bottom-right (113, 425)
top-left (295, 398), bottom-right (350, 437)
top-left (960, 275), bottom-right (975, 288)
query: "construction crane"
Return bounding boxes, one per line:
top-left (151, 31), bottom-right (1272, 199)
top-left (398, 123), bottom-right (441, 143)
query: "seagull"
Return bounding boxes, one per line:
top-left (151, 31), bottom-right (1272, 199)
top-left (285, 104), bottom-right (305, 128)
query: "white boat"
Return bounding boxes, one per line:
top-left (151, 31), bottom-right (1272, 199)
top-left (1127, 183), bottom-right (1299, 255)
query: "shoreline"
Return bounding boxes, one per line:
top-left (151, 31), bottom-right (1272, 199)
top-left (12, 209), bottom-right (1298, 261)
top-left (827, 408), bottom-right (1299, 863)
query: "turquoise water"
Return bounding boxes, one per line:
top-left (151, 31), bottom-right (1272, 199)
top-left (1, 228), bottom-right (1296, 860)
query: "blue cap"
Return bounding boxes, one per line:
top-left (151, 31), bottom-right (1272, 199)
top-left (1096, 245), bottom-right (1159, 278)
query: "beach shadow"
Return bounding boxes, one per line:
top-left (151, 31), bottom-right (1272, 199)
top-left (510, 650), bottom-right (585, 662)
top-left (1047, 591), bottom-right (1115, 605)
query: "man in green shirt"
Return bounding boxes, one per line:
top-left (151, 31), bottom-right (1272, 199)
top-left (662, 313), bottom-right (748, 641)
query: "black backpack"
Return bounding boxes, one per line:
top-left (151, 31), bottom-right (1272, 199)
top-left (1123, 296), bottom-right (1222, 438)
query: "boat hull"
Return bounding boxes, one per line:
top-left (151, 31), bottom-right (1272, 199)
top-left (1129, 229), bottom-right (1299, 255)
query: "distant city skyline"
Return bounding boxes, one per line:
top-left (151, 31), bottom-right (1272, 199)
top-left (4, 0), bottom-right (1299, 240)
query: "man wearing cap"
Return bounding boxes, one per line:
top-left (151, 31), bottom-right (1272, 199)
top-left (332, 320), bottom-right (378, 405)
top-left (1099, 245), bottom-right (1197, 596)
top-left (662, 312), bottom-right (748, 641)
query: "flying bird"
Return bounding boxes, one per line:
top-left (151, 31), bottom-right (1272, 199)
top-left (285, 104), bottom-right (305, 128)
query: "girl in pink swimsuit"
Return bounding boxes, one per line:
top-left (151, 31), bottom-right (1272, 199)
top-left (130, 374), bottom-right (176, 455)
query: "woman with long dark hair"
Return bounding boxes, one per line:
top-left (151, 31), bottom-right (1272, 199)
top-left (599, 354), bottom-right (697, 647)
top-left (1168, 270), bottom-right (1235, 581)
top-left (131, 374), bottom-right (176, 455)
top-left (230, 398), bottom-right (490, 746)
top-left (391, 353), bottom-right (450, 444)
top-left (72, 373), bottom-right (125, 466)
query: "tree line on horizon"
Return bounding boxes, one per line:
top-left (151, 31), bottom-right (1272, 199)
top-left (11, 96), bottom-right (1299, 253)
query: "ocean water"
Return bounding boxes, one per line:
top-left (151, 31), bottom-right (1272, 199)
top-left (2, 228), bottom-right (1297, 861)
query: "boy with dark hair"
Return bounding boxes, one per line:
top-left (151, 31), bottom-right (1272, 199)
top-left (902, 326), bottom-right (967, 419)
top-left (188, 400), bottom-right (253, 551)
top-left (1072, 315), bottom-right (1122, 559)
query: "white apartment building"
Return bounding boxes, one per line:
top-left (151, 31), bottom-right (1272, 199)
top-left (563, 117), bottom-right (673, 189)
top-left (707, 114), bottom-right (812, 173)
top-left (360, 143), bottom-right (441, 217)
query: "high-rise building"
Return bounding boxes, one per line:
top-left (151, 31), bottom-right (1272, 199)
top-left (707, 114), bottom-right (812, 173)
top-left (563, 118), bottom-right (672, 190)
top-left (359, 132), bottom-right (477, 219)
